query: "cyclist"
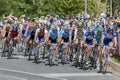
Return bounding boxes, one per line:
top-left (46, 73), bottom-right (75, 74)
top-left (74, 23), bottom-right (84, 61)
top-left (47, 25), bottom-right (59, 63)
top-left (97, 27), bottom-right (117, 69)
top-left (34, 23), bottom-right (45, 56)
top-left (8, 24), bottom-right (18, 49)
top-left (61, 25), bottom-right (72, 60)
top-left (1, 23), bottom-right (10, 50)
top-left (83, 27), bottom-right (97, 64)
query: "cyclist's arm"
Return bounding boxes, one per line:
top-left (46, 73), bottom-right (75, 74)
top-left (101, 35), bottom-right (105, 45)
top-left (69, 36), bottom-right (72, 43)
top-left (83, 36), bottom-right (86, 45)
top-left (93, 39), bottom-right (97, 47)
top-left (69, 31), bottom-right (72, 43)
top-left (93, 34), bottom-right (97, 46)
top-left (114, 36), bottom-right (117, 47)
top-left (57, 30), bottom-right (62, 43)
top-left (44, 31), bottom-right (48, 42)
top-left (19, 24), bottom-right (22, 34)
top-left (1, 25), bottom-right (6, 37)
top-left (73, 28), bottom-right (77, 41)
top-left (47, 30), bottom-right (50, 42)
top-left (34, 29), bottom-right (38, 41)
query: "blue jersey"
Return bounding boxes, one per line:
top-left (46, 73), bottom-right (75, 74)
top-left (48, 29), bottom-right (60, 40)
top-left (21, 24), bottom-right (27, 36)
top-left (25, 30), bottom-right (31, 38)
top-left (103, 30), bottom-right (117, 46)
top-left (85, 31), bottom-right (96, 45)
top-left (61, 29), bottom-right (72, 39)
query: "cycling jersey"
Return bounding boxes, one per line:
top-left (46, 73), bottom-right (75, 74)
top-left (30, 29), bottom-right (35, 41)
top-left (77, 28), bottom-right (84, 40)
top-left (21, 22), bottom-right (27, 35)
top-left (96, 30), bottom-right (102, 43)
top-left (26, 30), bottom-right (31, 38)
top-left (48, 28), bottom-right (59, 43)
top-left (21, 25), bottom-right (27, 36)
top-left (103, 30), bottom-right (117, 46)
top-left (36, 28), bottom-right (45, 41)
top-left (9, 29), bottom-right (18, 38)
top-left (85, 31), bottom-right (96, 45)
top-left (61, 29), bottom-right (72, 43)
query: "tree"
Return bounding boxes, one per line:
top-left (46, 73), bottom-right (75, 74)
top-left (0, 0), bottom-right (109, 18)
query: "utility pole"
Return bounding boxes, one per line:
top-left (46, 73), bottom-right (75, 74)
top-left (85, 0), bottom-right (87, 18)
top-left (110, 0), bottom-right (112, 17)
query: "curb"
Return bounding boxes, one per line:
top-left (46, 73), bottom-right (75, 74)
top-left (109, 59), bottom-right (120, 78)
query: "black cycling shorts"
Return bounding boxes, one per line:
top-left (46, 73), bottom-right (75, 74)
top-left (62, 37), bottom-right (69, 43)
top-left (5, 32), bottom-right (8, 37)
top-left (49, 37), bottom-right (57, 43)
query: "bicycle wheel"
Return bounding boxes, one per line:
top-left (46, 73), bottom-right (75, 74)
top-left (102, 58), bottom-right (108, 74)
top-left (61, 48), bottom-right (67, 65)
top-left (1, 45), bottom-right (6, 57)
top-left (7, 46), bottom-right (13, 59)
top-left (28, 45), bottom-right (33, 60)
top-left (18, 39), bottom-right (23, 52)
top-left (34, 45), bottom-right (39, 63)
top-left (82, 52), bottom-right (87, 70)
top-left (1, 39), bottom-right (8, 57)
top-left (69, 47), bottom-right (73, 62)
top-left (75, 51), bottom-right (79, 68)
top-left (47, 48), bottom-right (52, 66)
top-left (24, 45), bottom-right (29, 56)
top-left (42, 45), bottom-right (46, 59)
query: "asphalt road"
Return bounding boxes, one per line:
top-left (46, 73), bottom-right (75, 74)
top-left (0, 43), bottom-right (120, 80)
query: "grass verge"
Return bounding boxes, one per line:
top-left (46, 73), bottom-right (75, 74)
top-left (111, 54), bottom-right (120, 64)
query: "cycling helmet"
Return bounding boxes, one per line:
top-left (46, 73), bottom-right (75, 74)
top-left (6, 23), bottom-right (10, 27)
top-left (63, 24), bottom-right (69, 30)
top-left (51, 25), bottom-right (57, 33)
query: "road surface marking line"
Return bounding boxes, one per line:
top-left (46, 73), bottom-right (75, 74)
top-left (0, 67), bottom-right (112, 80)
top-left (0, 55), bottom-right (27, 59)
top-left (39, 72), bottom-right (112, 77)
top-left (0, 74), bottom-right (28, 80)
top-left (0, 67), bottom-right (67, 80)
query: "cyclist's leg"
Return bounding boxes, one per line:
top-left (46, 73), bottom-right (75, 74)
top-left (50, 39), bottom-right (57, 63)
top-left (86, 46), bottom-right (92, 60)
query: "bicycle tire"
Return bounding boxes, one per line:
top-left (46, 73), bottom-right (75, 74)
top-left (28, 45), bottom-right (33, 60)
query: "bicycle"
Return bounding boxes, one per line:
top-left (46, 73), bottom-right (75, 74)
top-left (33, 42), bottom-right (40, 63)
top-left (99, 45), bottom-right (116, 74)
top-left (47, 43), bottom-right (58, 66)
top-left (18, 36), bottom-right (24, 52)
top-left (81, 44), bottom-right (94, 70)
top-left (24, 41), bottom-right (29, 56)
top-left (28, 40), bottom-right (35, 60)
top-left (74, 44), bottom-right (81, 68)
top-left (59, 42), bottom-right (69, 65)
top-left (7, 38), bottom-right (15, 59)
top-left (1, 37), bottom-right (9, 57)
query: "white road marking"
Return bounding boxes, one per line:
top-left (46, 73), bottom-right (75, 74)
top-left (0, 67), bottom-right (113, 80)
top-left (0, 55), bottom-right (27, 59)
top-left (42, 72), bottom-right (112, 77)
top-left (0, 74), bottom-right (28, 80)
top-left (0, 67), bottom-right (67, 80)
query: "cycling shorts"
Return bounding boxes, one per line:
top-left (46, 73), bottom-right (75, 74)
top-left (21, 29), bottom-right (25, 36)
top-left (103, 38), bottom-right (113, 46)
top-left (62, 37), bottom-right (69, 43)
top-left (85, 39), bottom-right (93, 45)
top-left (49, 37), bottom-right (57, 43)
top-left (37, 35), bottom-right (44, 41)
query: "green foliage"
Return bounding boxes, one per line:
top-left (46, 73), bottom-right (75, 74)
top-left (0, 0), bottom-right (119, 18)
